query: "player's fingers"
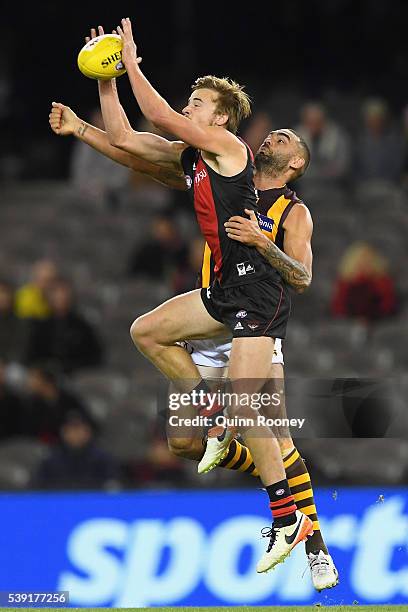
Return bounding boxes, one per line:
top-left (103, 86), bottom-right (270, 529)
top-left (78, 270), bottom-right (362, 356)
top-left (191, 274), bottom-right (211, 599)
top-left (112, 29), bottom-right (117, 34)
top-left (245, 208), bottom-right (257, 219)
top-left (225, 228), bottom-right (242, 236)
top-left (117, 25), bottom-right (124, 37)
top-left (226, 232), bottom-right (243, 242)
top-left (85, 36), bottom-right (90, 43)
top-left (98, 25), bottom-right (104, 35)
top-left (226, 216), bottom-right (244, 223)
top-left (136, 56), bottom-right (142, 64)
top-left (91, 28), bottom-right (97, 39)
top-left (224, 221), bottom-right (243, 229)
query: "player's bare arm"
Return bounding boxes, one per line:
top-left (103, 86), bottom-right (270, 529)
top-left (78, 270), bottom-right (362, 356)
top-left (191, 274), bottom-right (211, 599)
top-left (82, 25), bottom-right (184, 171)
top-left (116, 18), bottom-right (247, 168)
top-left (49, 102), bottom-right (187, 191)
top-left (98, 75), bottom-right (186, 170)
top-left (224, 204), bottom-right (313, 293)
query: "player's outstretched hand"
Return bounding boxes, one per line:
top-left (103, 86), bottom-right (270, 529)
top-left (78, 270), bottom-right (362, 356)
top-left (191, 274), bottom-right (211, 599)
top-left (224, 209), bottom-right (264, 247)
top-left (49, 102), bottom-right (79, 136)
top-left (116, 17), bottom-right (141, 67)
top-left (85, 25), bottom-right (105, 44)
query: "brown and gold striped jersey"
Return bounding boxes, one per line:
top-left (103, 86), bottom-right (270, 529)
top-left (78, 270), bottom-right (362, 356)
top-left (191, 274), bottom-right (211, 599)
top-left (199, 186), bottom-right (302, 288)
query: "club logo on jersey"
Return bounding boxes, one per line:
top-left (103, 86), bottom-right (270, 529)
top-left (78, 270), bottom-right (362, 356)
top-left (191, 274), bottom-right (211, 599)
top-left (185, 175), bottom-right (193, 189)
top-left (247, 321), bottom-right (260, 330)
top-left (206, 288), bottom-right (211, 299)
top-left (234, 321), bottom-right (244, 331)
top-left (235, 310), bottom-right (247, 318)
top-left (257, 213), bottom-right (274, 233)
top-left (194, 168), bottom-right (207, 185)
top-left (237, 261), bottom-right (255, 276)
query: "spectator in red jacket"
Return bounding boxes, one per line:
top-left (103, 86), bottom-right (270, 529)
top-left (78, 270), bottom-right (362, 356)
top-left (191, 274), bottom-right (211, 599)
top-left (331, 241), bottom-right (397, 322)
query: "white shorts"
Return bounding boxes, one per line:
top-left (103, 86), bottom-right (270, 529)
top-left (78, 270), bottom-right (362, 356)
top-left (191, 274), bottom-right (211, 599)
top-left (184, 336), bottom-right (284, 368)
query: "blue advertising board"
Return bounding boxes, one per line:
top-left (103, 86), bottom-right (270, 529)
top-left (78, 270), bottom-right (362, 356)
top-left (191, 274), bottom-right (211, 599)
top-left (0, 488), bottom-right (407, 607)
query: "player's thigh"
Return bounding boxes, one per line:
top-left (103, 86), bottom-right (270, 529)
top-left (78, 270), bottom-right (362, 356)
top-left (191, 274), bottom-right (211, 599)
top-left (228, 336), bottom-right (275, 380)
top-left (131, 288), bottom-right (227, 345)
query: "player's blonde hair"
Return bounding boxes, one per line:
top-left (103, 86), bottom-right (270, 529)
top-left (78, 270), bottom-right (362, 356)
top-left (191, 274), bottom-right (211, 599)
top-left (192, 76), bottom-right (252, 134)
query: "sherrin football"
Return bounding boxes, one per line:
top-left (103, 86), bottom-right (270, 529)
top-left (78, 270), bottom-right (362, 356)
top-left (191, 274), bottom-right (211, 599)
top-left (77, 34), bottom-right (126, 80)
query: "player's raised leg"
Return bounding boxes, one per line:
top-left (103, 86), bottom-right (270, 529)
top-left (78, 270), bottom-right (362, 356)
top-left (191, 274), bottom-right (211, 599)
top-left (227, 337), bottom-right (313, 572)
top-left (130, 288), bottom-right (226, 391)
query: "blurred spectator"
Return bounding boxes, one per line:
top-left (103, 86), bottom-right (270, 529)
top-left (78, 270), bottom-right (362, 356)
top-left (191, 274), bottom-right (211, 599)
top-left (22, 365), bottom-right (92, 444)
top-left (25, 278), bottom-right (104, 374)
top-left (35, 409), bottom-right (118, 490)
top-left (172, 235), bottom-right (205, 294)
top-left (0, 362), bottom-right (24, 439)
top-left (129, 429), bottom-right (187, 487)
top-left (128, 214), bottom-right (188, 281)
top-left (355, 98), bottom-right (404, 182)
top-left (331, 241), bottom-right (397, 323)
top-left (242, 111), bottom-right (273, 155)
top-left (0, 280), bottom-right (29, 364)
top-left (15, 259), bottom-right (58, 319)
top-left (70, 108), bottom-right (130, 210)
top-left (296, 102), bottom-right (350, 183)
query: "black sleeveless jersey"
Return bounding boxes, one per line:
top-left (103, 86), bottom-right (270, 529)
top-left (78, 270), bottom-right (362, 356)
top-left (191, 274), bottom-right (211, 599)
top-left (181, 144), bottom-right (282, 288)
top-left (199, 185), bottom-right (303, 288)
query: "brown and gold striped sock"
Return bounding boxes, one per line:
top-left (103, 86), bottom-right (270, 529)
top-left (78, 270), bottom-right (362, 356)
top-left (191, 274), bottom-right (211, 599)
top-left (218, 438), bottom-right (259, 477)
top-left (283, 446), bottom-right (328, 555)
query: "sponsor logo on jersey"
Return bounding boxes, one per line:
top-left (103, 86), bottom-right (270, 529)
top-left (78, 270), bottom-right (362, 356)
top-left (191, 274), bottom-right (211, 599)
top-left (234, 321), bottom-right (244, 330)
top-left (257, 213), bottom-right (274, 233)
top-left (276, 488), bottom-right (285, 495)
top-left (185, 175), bottom-right (193, 189)
top-left (206, 288), bottom-right (211, 299)
top-left (115, 61), bottom-right (124, 70)
top-left (237, 261), bottom-right (255, 276)
top-left (194, 168), bottom-right (207, 185)
top-left (235, 310), bottom-right (247, 318)
top-left (247, 321), bottom-right (259, 330)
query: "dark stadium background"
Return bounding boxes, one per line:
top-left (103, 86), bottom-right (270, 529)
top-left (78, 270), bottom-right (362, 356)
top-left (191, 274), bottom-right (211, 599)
top-left (0, 0), bottom-right (407, 608)
top-left (2, 0), bottom-right (408, 178)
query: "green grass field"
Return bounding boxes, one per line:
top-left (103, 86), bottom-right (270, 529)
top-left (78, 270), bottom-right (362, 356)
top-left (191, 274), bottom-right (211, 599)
top-left (1, 606), bottom-right (407, 612)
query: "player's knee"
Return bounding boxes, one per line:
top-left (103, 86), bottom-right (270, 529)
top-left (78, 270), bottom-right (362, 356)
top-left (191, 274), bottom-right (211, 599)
top-left (130, 315), bottom-right (156, 353)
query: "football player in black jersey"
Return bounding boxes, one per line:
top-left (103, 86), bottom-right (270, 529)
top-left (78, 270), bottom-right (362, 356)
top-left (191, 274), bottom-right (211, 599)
top-left (50, 100), bottom-right (338, 589)
top-left (49, 20), bottom-right (338, 584)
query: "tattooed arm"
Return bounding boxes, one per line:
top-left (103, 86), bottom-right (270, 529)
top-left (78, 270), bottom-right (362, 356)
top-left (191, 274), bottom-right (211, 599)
top-left (224, 204), bottom-right (313, 293)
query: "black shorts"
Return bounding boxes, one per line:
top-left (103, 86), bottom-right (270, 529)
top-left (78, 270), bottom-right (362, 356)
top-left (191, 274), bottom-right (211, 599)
top-left (201, 279), bottom-right (291, 339)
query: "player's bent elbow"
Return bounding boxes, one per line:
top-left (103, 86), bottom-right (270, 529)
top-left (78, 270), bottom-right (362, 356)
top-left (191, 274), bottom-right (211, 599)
top-left (295, 277), bottom-right (312, 294)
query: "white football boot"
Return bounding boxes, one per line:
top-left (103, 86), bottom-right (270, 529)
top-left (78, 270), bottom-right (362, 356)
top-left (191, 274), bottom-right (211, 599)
top-left (197, 428), bottom-right (234, 474)
top-left (308, 550), bottom-right (339, 591)
top-left (257, 511), bottom-right (314, 573)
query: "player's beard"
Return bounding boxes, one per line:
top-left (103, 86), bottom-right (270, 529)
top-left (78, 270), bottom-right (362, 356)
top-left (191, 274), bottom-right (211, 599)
top-left (255, 150), bottom-right (291, 177)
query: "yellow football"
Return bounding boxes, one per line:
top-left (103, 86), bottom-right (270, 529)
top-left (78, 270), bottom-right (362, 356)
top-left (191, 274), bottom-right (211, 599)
top-left (77, 34), bottom-right (126, 80)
